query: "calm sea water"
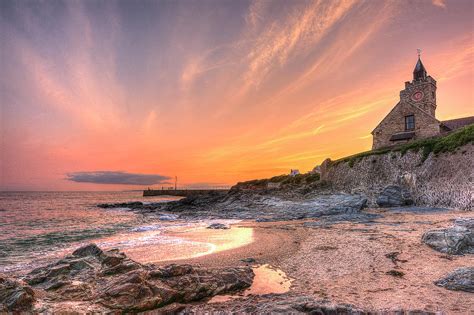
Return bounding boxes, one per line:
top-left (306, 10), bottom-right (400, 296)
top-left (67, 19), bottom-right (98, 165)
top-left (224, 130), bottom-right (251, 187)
top-left (0, 191), bottom-right (188, 274)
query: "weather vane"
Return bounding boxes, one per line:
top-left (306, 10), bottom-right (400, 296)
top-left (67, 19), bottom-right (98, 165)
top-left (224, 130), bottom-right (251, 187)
top-left (417, 48), bottom-right (422, 58)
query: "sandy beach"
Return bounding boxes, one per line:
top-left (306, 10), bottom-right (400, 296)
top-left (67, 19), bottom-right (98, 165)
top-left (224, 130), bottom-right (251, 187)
top-left (145, 209), bottom-right (473, 313)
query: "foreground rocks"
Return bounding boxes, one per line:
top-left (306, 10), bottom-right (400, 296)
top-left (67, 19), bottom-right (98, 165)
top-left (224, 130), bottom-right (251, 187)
top-left (2, 244), bottom-right (254, 312)
top-left (435, 267), bottom-right (474, 293)
top-left (181, 293), bottom-right (437, 314)
top-left (184, 294), bottom-right (365, 314)
top-left (422, 218), bottom-right (474, 255)
top-left (376, 185), bottom-right (414, 207)
top-left (0, 277), bottom-right (35, 312)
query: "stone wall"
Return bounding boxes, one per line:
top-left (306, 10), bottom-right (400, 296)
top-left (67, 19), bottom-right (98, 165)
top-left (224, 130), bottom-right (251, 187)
top-left (321, 143), bottom-right (474, 210)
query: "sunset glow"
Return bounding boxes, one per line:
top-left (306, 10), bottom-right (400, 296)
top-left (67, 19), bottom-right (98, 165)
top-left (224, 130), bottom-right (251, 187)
top-left (1, 0), bottom-right (473, 190)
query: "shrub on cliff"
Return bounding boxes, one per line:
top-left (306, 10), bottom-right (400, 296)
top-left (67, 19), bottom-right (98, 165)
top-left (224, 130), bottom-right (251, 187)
top-left (234, 172), bottom-right (320, 190)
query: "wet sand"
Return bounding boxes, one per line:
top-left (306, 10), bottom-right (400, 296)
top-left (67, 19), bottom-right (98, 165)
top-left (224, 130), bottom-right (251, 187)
top-left (152, 220), bottom-right (307, 268)
top-left (145, 210), bottom-right (473, 313)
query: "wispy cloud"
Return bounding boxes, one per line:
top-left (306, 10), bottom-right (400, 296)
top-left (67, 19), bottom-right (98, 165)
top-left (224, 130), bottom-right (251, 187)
top-left (432, 0), bottom-right (446, 8)
top-left (241, 0), bottom-right (357, 90)
top-left (66, 171), bottom-right (171, 185)
top-left (1, 0), bottom-right (473, 190)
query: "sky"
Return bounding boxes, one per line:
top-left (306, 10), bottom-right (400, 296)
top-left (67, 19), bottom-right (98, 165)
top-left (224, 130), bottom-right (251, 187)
top-left (0, 0), bottom-right (473, 191)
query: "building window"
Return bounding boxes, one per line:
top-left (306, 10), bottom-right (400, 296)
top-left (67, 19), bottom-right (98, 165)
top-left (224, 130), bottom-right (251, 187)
top-left (405, 115), bottom-right (415, 131)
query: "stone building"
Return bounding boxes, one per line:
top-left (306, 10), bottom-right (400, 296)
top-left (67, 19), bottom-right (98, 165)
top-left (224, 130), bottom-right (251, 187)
top-left (371, 55), bottom-right (474, 150)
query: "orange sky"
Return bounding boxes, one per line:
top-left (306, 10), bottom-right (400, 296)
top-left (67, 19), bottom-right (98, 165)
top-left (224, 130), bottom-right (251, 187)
top-left (1, 0), bottom-right (473, 191)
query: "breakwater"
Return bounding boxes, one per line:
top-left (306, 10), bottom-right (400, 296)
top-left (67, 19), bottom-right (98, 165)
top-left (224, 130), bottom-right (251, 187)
top-left (143, 189), bottom-right (229, 197)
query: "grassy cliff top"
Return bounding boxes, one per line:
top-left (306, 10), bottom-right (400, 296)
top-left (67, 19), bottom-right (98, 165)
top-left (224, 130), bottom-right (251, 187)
top-left (335, 124), bottom-right (474, 167)
top-left (233, 124), bottom-right (473, 188)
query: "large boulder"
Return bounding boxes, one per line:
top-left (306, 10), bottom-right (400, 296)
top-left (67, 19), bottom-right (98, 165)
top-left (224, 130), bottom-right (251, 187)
top-left (0, 277), bottom-right (35, 312)
top-left (21, 244), bottom-right (254, 312)
top-left (435, 267), bottom-right (474, 293)
top-left (376, 185), bottom-right (414, 207)
top-left (422, 218), bottom-right (473, 255)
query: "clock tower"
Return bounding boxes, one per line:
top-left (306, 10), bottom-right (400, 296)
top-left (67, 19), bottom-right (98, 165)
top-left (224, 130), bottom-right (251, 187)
top-left (399, 55), bottom-right (437, 117)
top-left (372, 51), bottom-right (474, 150)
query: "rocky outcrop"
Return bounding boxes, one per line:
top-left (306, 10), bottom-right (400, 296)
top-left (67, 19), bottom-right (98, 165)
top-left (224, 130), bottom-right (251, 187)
top-left (422, 218), bottom-right (473, 255)
top-left (0, 277), bottom-right (35, 312)
top-left (21, 244), bottom-right (254, 312)
top-left (321, 143), bottom-right (474, 210)
top-left (182, 293), bottom-right (434, 314)
top-left (100, 191), bottom-right (368, 222)
top-left (376, 185), bottom-right (414, 207)
top-left (435, 267), bottom-right (474, 293)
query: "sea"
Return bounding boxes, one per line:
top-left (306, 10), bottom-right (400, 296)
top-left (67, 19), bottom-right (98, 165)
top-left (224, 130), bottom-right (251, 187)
top-left (0, 191), bottom-right (236, 275)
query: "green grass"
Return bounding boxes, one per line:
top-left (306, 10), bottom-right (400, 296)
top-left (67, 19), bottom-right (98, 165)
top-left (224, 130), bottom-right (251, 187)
top-left (335, 124), bottom-right (474, 168)
top-left (235, 172), bottom-right (321, 189)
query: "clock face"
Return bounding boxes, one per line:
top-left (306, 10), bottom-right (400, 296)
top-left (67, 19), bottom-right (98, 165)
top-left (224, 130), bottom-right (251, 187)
top-left (411, 91), bottom-right (424, 102)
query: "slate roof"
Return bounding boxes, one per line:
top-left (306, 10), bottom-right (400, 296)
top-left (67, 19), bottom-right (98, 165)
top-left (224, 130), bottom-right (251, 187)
top-left (413, 57), bottom-right (427, 81)
top-left (390, 132), bottom-right (415, 141)
top-left (441, 116), bottom-right (474, 131)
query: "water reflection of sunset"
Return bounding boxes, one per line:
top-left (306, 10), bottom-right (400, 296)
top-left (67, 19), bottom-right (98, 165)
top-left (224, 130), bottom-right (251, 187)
top-left (124, 225), bottom-right (254, 263)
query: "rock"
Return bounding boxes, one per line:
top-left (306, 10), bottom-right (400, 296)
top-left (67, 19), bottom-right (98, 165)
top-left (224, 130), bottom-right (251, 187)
top-left (183, 293), bottom-right (367, 314)
top-left (434, 267), bottom-right (474, 293)
top-left (21, 244), bottom-right (254, 312)
top-left (422, 218), bottom-right (473, 255)
top-left (0, 277), bottom-right (35, 312)
top-left (98, 185), bottom-right (370, 223)
top-left (386, 270), bottom-right (405, 278)
top-left (376, 185), bottom-right (414, 207)
top-left (72, 243), bottom-right (103, 257)
top-left (240, 258), bottom-right (256, 263)
top-left (207, 223), bottom-right (229, 229)
top-left (319, 158), bottom-right (332, 181)
top-left (97, 201), bottom-right (144, 208)
top-left (99, 265), bottom-right (253, 311)
top-left (158, 214), bottom-right (179, 221)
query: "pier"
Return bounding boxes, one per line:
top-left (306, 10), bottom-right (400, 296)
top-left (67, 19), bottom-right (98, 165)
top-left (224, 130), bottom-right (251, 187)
top-left (143, 189), bottom-right (230, 197)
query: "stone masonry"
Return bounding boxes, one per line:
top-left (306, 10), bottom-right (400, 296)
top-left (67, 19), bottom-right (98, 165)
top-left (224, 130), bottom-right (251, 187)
top-left (372, 56), bottom-right (440, 149)
top-left (321, 143), bottom-right (474, 210)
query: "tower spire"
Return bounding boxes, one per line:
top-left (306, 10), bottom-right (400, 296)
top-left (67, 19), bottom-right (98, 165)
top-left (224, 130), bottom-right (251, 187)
top-left (413, 49), bottom-right (427, 81)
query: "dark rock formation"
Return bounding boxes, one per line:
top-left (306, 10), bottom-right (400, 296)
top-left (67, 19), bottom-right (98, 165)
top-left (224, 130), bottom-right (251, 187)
top-left (435, 267), bottom-right (474, 293)
top-left (97, 201), bottom-right (145, 208)
top-left (21, 243), bottom-right (254, 312)
top-left (183, 293), bottom-right (368, 314)
top-left (99, 190), bottom-right (368, 222)
top-left (207, 223), bottom-right (229, 229)
top-left (376, 185), bottom-right (414, 207)
top-left (422, 218), bottom-right (473, 255)
top-left (0, 277), bottom-right (35, 312)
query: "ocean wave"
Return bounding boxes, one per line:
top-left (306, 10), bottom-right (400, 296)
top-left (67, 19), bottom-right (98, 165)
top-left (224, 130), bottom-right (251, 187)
top-left (0, 223), bottom-right (133, 258)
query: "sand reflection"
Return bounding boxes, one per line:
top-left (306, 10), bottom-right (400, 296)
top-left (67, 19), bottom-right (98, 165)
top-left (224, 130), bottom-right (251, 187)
top-left (123, 224), bottom-right (254, 263)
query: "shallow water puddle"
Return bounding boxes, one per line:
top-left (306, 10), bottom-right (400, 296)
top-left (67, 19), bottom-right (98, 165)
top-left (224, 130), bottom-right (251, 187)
top-left (209, 264), bottom-right (292, 303)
